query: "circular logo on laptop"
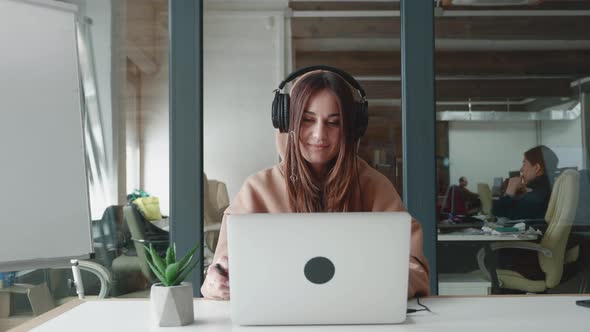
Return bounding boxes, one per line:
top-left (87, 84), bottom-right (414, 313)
top-left (304, 256), bottom-right (335, 284)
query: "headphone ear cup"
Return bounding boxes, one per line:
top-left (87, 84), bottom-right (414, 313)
top-left (272, 92), bottom-right (290, 133)
top-left (354, 100), bottom-right (369, 141)
top-left (272, 91), bottom-right (282, 130)
top-left (281, 93), bottom-right (290, 133)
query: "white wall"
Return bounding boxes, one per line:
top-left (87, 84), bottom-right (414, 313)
top-left (140, 10), bottom-right (286, 214)
top-left (448, 122), bottom-right (538, 192)
top-left (203, 12), bottom-right (285, 199)
top-left (141, 44), bottom-right (170, 215)
top-left (540, 117), bottom-right (583, 169)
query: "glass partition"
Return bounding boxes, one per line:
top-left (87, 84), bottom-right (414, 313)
top-left (434, 2), bottom-right (590, 296)
top-left (5, 1), bottom-right (170, 329)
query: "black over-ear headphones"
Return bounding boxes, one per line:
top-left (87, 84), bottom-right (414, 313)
top-left (271, 65), bottom-right (369, 142)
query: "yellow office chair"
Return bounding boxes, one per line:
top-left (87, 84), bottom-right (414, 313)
top-left (477, 183), bottom-right (493, 216)
top-left (477, 169), bottom-right (580, 293)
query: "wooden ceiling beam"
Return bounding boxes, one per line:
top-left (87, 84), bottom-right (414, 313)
top-left (289, 0), bottom-right (590, 11)
top-left (295, 50), bottom-right (590, 76)
top-left (291, 16), bottom-right (590, 40)
top-left (290, 1), bottom-right (399, 11)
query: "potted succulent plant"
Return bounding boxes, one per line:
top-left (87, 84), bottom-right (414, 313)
top-left (145, 243), bottom-right (199, 327)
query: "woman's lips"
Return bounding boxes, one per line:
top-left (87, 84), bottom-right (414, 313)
top-left (308, 143), bottom-right (329, 149)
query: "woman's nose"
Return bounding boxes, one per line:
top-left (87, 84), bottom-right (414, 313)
top-left (311, 122), bottom-right (326, 139)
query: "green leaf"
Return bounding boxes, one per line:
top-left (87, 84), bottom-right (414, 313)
top-left (177, 244), bottom-right (199, 271)
top-left (148, 244), bottom-right (167, 276)
top-left (165, 246), bottom-right (174, 266)
top-left (146, 257), bottom-right (168, 285)
top-left (165, 262), bottom-right (180, 285)
top-left (172, 243), bottom-right (176, 262)
top-left (171, 259), bottom-right (199, 286)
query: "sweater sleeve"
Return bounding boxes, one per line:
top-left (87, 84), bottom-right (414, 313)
top-left (492, 191), bottom-right (548, 220)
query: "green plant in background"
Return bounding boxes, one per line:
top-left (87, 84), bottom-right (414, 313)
top-left (145, 243), bottom-right (200, 286)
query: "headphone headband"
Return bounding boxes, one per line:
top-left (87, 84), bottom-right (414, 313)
top-left (278, 65), bottom-right (366, 98)
top-left (272, 65), bottom-right (369, 140)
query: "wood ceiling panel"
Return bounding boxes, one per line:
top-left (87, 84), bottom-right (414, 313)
top-left (289, 0), bottom-right (590, 11)
top-left (295, 50), bottom-right (590, 76)
top-left (290, 1), bottom-right (399, 11)
top-left (291, 16), bottom-right (590, 40)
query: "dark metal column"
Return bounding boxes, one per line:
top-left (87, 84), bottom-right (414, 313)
top-left (400, 0), bottom-right (438, 294)
top-left (169, 0), bottom-right (204, 296)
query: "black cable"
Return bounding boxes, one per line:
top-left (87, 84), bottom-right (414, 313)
top-left (416, 296), bottom-right (432, 312)
top-left (406, 296), bottom-right (432, 314)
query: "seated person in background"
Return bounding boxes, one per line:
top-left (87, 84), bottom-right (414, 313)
top-left (201, 67), bottom-right (430, 300)
top-left (457, 176), bottom-right (480, 213)
top-left (492, 145), bottom-right (558, 220)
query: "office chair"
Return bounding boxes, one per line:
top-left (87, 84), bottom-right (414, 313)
top-left (477, 183), bottom-right (493, 216)
top-left (477, 169), bottom-right (580, 293)
top-left (91, 205), bottom-right (122, 268)
top-left (203, 173), bottom-right (229, 268)
top-left (440, 185), bottom-right (468, 217)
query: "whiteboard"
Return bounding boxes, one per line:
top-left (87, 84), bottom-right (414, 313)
top-left (0, 0), bottom-right (92, 271)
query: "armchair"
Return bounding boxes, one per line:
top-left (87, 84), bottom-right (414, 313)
top-left (477, 169), bottom-right (580, 293)
top-left (477, 183), bottom-right (492, 216)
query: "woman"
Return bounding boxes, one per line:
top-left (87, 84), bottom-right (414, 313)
top-left (493, 145), bottom-right (559, 220)
top-left (201, 68), bottom-right (430, 300)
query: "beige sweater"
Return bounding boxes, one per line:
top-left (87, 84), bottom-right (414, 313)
top-left (211, 158), bottom-right (430, 298)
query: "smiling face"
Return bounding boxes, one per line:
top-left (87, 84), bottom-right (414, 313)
top-left (298, 89), bottom-right (342, 175)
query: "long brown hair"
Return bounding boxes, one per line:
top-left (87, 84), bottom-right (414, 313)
top-left (284, 71), bottom-right (359, 212)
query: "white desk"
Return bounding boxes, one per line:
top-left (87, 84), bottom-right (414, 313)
top-left (15, 296), bottom-right (590, 332)
top-left (438, 233), bottom-right (538, 241)
top-left (151, 219), bottom-right (170, 232)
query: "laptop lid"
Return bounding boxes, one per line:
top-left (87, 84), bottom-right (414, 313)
top-left (227, 212), bottom-right (411, 325)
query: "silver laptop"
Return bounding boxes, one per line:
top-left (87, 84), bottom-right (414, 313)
top-left (227, 212), bottom-right (411, 325)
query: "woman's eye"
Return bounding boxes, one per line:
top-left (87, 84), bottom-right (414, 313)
top-left (327, 121), bottom-right (340, 126)
top-left (303, 118), bottom-right (314, 123)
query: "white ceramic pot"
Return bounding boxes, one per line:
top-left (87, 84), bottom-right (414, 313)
top-left (150, 282), bottom-right (194, 327)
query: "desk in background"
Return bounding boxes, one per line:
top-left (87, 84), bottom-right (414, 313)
top-left (438, 232), bottom-right (538, 242)
top-left (150, 218), bottom-right (170, 232)
top-left (14, 296), bottom-right (590, 331)
top-left (438, 229), bottom-right (539, 294)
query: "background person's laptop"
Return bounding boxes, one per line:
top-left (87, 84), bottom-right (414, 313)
top-left (227, 212), bottom-right (411, 326)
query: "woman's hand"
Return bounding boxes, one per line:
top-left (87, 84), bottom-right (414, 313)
top-left (201, 256), bottom-right (230, 300)
top-left (505, 176), bottom-right (525, 197)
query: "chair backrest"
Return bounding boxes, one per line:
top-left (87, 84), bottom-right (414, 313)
top-left (477, 183), bottom-right (493, 216)
top-left (539, 169), bottom-right (580, 288)
top-left (91, 205), bottom-right (123, 267)
top-left (123, 205), bottom-right (153, 280)
top-left (203, 173), bottom-right (229, 226)
top-left (440, 185), bottom-right (467, 216)
top-left (203, 173), bottom-right (230, 254)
